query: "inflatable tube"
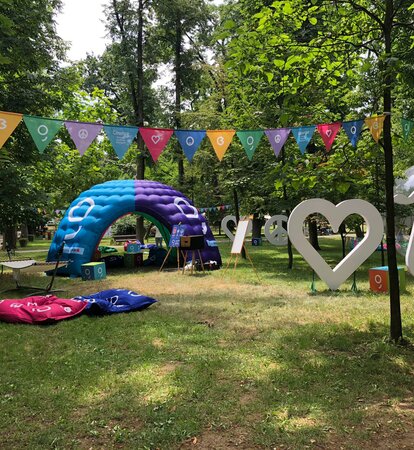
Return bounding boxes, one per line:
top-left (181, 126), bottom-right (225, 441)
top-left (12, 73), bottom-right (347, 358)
top-left (47, 180), bottom-right (221, 276)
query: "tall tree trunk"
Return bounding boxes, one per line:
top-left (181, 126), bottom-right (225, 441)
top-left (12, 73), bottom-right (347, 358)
top-left (174, 17), bottom-right (184, 187)
top-left (251, 213), bottom-right (263, 239)
top-left (281, 145), bottom-right (293, 269)
top-left (135, 0), bottom-right (145, 241)
top-left (4, 226), bottom-right (16, 250)
top-left (339, 222), bottom-right (346, 258)
top-left (113, 0), bottom-right (146, 241)
top-left (384, 0), bottom-right (402, 342)
top-left (308, 217), bottom-right (320, 250)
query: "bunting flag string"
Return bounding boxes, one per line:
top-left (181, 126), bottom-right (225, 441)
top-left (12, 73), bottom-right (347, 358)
top-left (401, 118), bottom-right (414, 141)
top-left (65, 121), bottom-right (103, 156)
top-left (317, 122), bottom-right (341, 152)
top-left (175, 129), bottom-right (206, 161)
top-left (198, 204), bottom-right (231, 213)
top-left (206, 130), bottom-right (236, 161)
top-left (236, 130), bottom-right (264, 160)
top-left (0, 110), bottom-right (412, 163)
top-left (140, 127), bottom-right (174, 162)
top-left (104, 124), bottom-right (139, 159)
top-left (364, 115), bottom-right (386, 143)
top-left (292, 126), bottom-right (316, 154)
top-left (342, 119), bottom-right (364, 147)
top-left (265, 128), bottom-right (291, 157)
top-left (24, 116), bottom-right (63, 153)
top-left (0, 111), bottom-right (23, 148)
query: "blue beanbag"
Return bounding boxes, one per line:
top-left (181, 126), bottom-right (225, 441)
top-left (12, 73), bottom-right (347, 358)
top-left (73, 289), bottom-right (157, 314)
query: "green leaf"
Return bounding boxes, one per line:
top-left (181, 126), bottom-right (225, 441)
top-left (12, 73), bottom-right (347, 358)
top-left (223, 19), bottom-right (236, 30)
top-left (266, 72), bottom-right (274, 82)
top-left (308, 17), bottom-right (317, 25)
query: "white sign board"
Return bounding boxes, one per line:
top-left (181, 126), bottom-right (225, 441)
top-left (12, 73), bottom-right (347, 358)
top-left (231, 220), bottom-right (250, 254)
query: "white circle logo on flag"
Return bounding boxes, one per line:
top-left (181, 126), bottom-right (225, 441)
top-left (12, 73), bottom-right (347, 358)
top-left (247, 136), bottom-right (254, 146)
top-left (78, 129), bottom-right (88, 139)
top-left (186, 136), bottom-right (195, 146)
top-left (351, 126), bottom-right (357, 135)
top-left (38, 125), bottom-right (49, 142)
top-left (274, 134), bottom-right (281, 144)
top-left (217, 136), bottom-right (225, 146)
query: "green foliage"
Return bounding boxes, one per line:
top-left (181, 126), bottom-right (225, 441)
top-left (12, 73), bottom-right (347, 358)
top-left (111, 215), bottom-right (138, 235)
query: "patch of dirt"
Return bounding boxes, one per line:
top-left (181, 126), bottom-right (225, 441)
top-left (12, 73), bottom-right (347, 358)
top-left (157, 361), bottom-right (183, 376)
top-left (179, 426), bottom-right (264, 450)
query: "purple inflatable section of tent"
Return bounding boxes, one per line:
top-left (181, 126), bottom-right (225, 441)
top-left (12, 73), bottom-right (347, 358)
top-left (132, 180), bottom-right (221, 265)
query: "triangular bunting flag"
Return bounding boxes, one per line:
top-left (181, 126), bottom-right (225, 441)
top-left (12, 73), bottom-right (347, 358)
top-left (23, 116), bottom-right (62, 153)
top-left (104, 125), bottom-right (138, 159)
top-left (342, 119), bottom-right (364, 147)
top-left (364, 115), bottom-right (386, 143)
top-left (317, 122), bottom-right (341, 152)
top-left (401, 118), bottom-right (414, 141)
top-left (175, 130), bottom-right (206, 161)
top-left (291, 126), bottom-right (316, 154)
top-left (65, 121), bottom-right (103, 155)
top-left (265, 128), bottom-right (291, 157)
top-left (236, 130), bottom-right (264, 160)
top-left (0, 111), bottom-right (23, 148)
top-left (206, 130), bottom-right (235, 161)
top-left (140, 128), bottom-right (174, 162)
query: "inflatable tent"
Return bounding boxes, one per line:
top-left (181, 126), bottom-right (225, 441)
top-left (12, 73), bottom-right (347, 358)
top-left (47, 180), bottom-right (221, 276)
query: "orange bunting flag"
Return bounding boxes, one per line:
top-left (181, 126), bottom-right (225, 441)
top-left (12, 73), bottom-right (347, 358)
top-left (206, 130), bottom-right (235, 161)
top-left (364, 115), bottom-right (386, 143)
top-left (0, 111), bottom-right (23, 149)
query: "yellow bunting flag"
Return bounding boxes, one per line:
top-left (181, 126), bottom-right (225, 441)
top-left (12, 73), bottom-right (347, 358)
top-left (206, 130), bottom-right (235, 161)
top-left (0, 111), bottom-right (23, 149)
top-left (364, 115), bottom-right (386, 143)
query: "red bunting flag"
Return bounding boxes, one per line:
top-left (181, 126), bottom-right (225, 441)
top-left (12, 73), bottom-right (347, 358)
top-left (139, 128), bottom-right (174, 162)
top-left (317, 122), bottom-right (341, 151)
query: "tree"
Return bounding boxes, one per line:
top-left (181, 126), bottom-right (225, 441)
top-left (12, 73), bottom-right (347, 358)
top-left (0, 0), bottom-right (69, 246)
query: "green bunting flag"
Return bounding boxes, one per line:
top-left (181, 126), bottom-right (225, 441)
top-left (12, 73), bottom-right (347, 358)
top-left (401, 118), bottom-right (414, 141)
top-left (23, 116), bottom-right (63, 153)
top-left (236, 130), bottom-right (264, 160)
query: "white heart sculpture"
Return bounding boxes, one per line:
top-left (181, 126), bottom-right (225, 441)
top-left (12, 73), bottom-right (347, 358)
top-left (221, 215), bottom-right (252, 241)
top-left (288, 199), bottom-right (384, 290)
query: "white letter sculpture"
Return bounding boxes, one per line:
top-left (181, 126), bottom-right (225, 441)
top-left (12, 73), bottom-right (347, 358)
top-left (394, 192), bottom-right (414, 275)
top-left (288, 199), bottom-right (384, 290)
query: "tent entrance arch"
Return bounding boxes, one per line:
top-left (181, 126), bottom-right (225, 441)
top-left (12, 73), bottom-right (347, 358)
top-left (47, 180), bottom-right (221, 277)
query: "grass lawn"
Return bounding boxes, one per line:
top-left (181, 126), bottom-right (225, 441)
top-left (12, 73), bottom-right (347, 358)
top-left (1, 237), bottom-right (414, 449)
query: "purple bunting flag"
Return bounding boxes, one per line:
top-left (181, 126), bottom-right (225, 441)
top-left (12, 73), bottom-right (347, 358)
top-left (265, 128), bottom-right (291, 157)
top-left (65, 121), bottom-right (103, 155)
